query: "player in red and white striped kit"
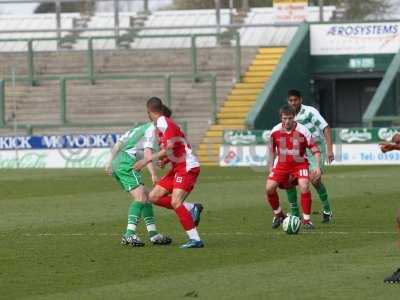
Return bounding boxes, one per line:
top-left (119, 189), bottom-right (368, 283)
top-left (266, 105), bottom-right (321, 229)
top-left (134, 97), bottom-right (203, 248)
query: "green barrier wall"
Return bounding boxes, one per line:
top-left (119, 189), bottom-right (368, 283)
top-left (246, 23), bottom-right (311, 130)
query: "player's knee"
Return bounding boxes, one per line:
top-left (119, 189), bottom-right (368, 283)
top-left (266, 185), bottom-right (276, 195)
top-left (298, 182), bottom-right (309, 193)
top-left (311, 177), bottom-right (321, 187)
top-left (171, 197), bottom-right (183, 209)
top-left (148, 191), bottom-right (159, 203)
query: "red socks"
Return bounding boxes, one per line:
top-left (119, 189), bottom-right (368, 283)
top-left (154, 196), bottom-right (173, 209)
top-left (301, 192), bottom-right (312, 215)
top-left (154, 196), bottom-right (195, 231)
top-left (175, 205), bottom-right (195, 231)
top-left (267, 192), bottom-right (280, 211)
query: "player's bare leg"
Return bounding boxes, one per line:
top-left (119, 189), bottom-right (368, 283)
top-left (298, 178), bottom-right (314, 229)
top-left (148, 185), bottom-right (172, 208)
top-left (148, 185), bottom-right (203, 225)
top-left (266, 179), bottom-right (285, 229)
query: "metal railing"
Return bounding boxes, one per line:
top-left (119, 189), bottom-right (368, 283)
top-left (1, 32), bottom-right (242, 85)
top-left (0, 72), bottom-right (217, 133)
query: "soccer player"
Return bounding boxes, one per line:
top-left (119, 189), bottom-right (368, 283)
top-left (133, 97), bottom-right (204, 249)
top-left (105, 122), bottom-right (172, 247)
top-left (266, 105), bottom-right (321, 229)
top-left (286, 89), bottom-right (334, 223)
top-left (380, 133), bottom-right (400, 283)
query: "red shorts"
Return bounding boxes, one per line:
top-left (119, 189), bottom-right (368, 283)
top-left (268, 163), bottom-right (309, 188)
top-left (157, 167), bottom-right (200, 193)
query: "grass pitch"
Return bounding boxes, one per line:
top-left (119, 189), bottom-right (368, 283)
top-left (1, 166), bottom-right (400, 299)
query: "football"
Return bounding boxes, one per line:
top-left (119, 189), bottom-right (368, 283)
top-left (282, 215), bottom-right (301, 234)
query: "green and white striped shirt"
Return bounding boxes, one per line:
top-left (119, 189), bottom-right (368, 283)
top-left (118, 122), bottom-right (156, 158)
top-left (295, 104), bottom-right (328, 143)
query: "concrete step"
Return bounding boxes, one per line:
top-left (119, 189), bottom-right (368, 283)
top-left (230, 89), bottom-right (261, 96)
top-left (226, 94), bottom-right (257, 101)
top-left (201, 136), bottom-right (223, 144)
top-left (198, 143), bottom-right (220, 150)
top-left (217, 119), bottom-right (245, 125)
top-left (244, 71), bottom-right (273, 77)
top-left (242, 77), bottom-right (269, 83)
top-left (235, 82), bottom-right (264, 89)
top-left (217, 112), bottom-right (247, 119)
top-left (252, 60), bottom-right (280, 66)
top-left (219, 106), bottom-right (250, 113)
top-left (255, 54), bottom-right (283, 60)
top-left (224, 101), bottom-right (254, 107)
top-left (249, 65), bottom-right (276, 71)
top-left (205, 130), bottom-right (224, 137)
top-left (209, 124), bottom-right (245, 130)
top-left (258, 48), bottom-right (286, 54)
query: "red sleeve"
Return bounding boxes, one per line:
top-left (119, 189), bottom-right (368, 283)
top-left (160, 123), bottom-right (180, 148)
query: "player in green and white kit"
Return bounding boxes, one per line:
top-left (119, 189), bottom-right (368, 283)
top-left (286, 89), bottom-right (334, 223)
top-left (105, 122), bottom-right (172, 247)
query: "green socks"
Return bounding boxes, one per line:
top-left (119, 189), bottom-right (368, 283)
top-left (286, 183), bottom-right (331, 216)
top-left (125, 202), bottom-right (159, 238)
top-left (286, 188), bottom-right (300, 217)
top-left (126, 201), bottom-right (144, 236)
top-left (142, 203), bottom-right (158, 238)
top-left (316, 183), bottom-right (331, 213)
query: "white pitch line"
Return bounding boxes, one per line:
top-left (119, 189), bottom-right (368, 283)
top-left (0, 231), bottom-right (398, 238)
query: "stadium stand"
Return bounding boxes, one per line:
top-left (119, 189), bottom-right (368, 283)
top-left (0, 7), bottom-right (336, 149)
top-left (0, 14), bottom-right (78, 51)
top-left (0, 47), bottom-right (257, 147)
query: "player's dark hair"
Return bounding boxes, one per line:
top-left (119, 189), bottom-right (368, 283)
top-left (279, 105), bottom-right (296, 117)
top-left (161, 104), bottom-right (172, 117)
top-left (146, 97), bottom-right (163, 113)
top-left (288, 89), bottom-right (302, 98)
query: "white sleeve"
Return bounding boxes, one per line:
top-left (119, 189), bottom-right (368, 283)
top-left (310, 107), bottom-right (328, 131)
top-left (156, 116), bottom-right (168, 134)
top-left (297, 124), bottom-right (313, 145)
top-left (143, 125), bottom-right (156, 149)
top-left (118, 129), bottom-right (132, 144)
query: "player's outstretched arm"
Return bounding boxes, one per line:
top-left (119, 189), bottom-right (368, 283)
top-left (133, 148), bottom-right (168, 172)
top-left (144, 148), bottom-right (158, 185)
top-left (105, 141), bottom-right (123, 176)
top-left (379, 142), bottom-right (400, 153)
top-left (313, 151), bottom-right (322, 179)
top-left (323, 126), bottom-right (334, 163)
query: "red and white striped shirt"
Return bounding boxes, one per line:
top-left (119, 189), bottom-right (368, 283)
top-left (156, 116), bottom-right (200, 172)
top-left (270, 122), bottom-right (320, 169)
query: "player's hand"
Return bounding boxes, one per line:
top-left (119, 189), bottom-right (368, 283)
top-left (133, 159), bottom-right (148, 172)
top-left (327, 150), bottom-right (334, 163)
top-left (151, 174), bottom-right (159, 185)
top-left (157, 159), bottom-right (166, 169)
top-left (379, 142), bottom-right (394, 153)
top-left (313, 167), bottom-right (321, 180)
top-left (104, 163), bottom-right (113, 176)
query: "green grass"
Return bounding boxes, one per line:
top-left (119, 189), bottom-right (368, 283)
top-left (1, 166), bottom-right (400, 299)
